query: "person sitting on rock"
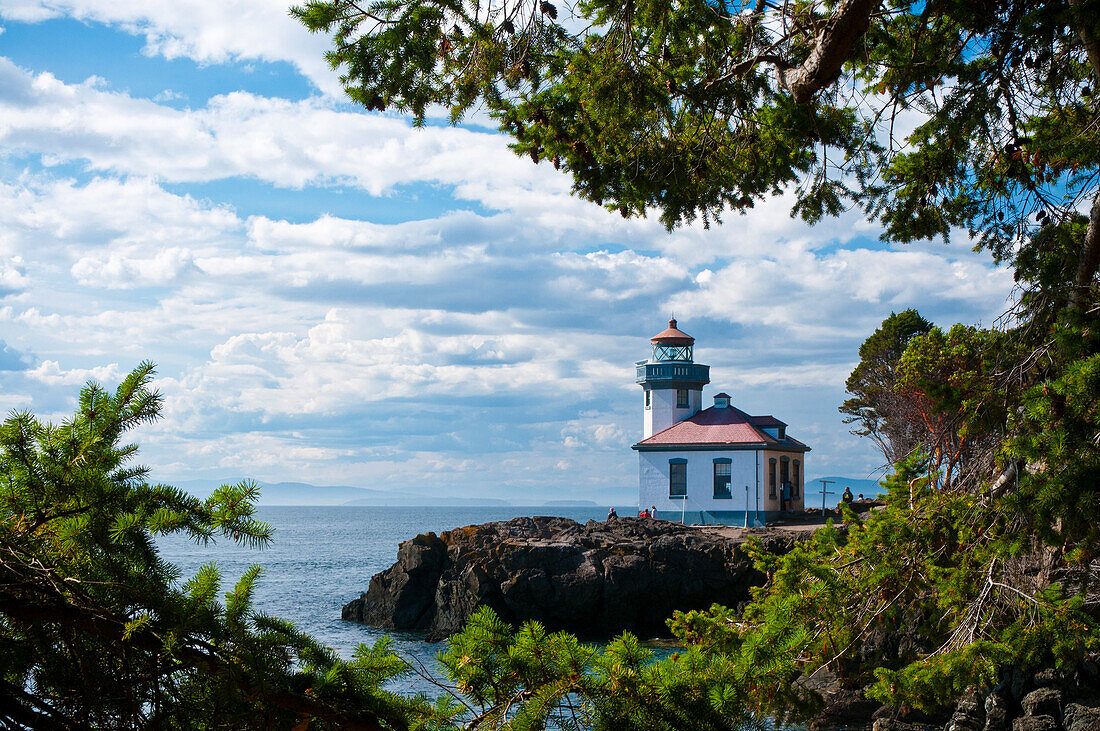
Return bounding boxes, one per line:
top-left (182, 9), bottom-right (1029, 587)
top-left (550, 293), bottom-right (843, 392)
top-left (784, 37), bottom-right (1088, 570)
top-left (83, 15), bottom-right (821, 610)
top-left (857, 493), bottom-right (864, 501)
top-left (842, 487), bottom-right (854, 504)
top-left (607, 507), bottom-right (618, 520)
top-left (639, 508), bottom-right (650, 518)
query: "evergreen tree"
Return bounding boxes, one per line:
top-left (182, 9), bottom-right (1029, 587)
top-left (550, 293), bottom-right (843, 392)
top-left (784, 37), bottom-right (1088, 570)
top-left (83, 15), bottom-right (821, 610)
top-left (840, 309), bottom-right (933, 465)
top-left (0, 363), bottom-right (428, 729)
top-left (9, 0), bottom-right (1100, 722)
top-left (292, 0), bottom-right (1100, 304)
top-left (292, 0), bottom-right (1100, 715)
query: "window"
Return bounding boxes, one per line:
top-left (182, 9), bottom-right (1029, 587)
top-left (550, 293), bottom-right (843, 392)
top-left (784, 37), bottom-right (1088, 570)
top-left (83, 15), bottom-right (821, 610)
top-left (792, 460), bottom-right (801, 497)
top-left (669, 459), bottom-right (687, 498)
top-left (768, 458), bottom-right (777, 498)
top-left (713, 460), bottom-right (732, 499)
top-left (676, 389), bottom-right (689, 408)
top-left (645, 390), bottom-right (651, 409)
top-left (654, 344), bottom-right (693, 362)
top-left (780, 456), bottom-right (790, 494)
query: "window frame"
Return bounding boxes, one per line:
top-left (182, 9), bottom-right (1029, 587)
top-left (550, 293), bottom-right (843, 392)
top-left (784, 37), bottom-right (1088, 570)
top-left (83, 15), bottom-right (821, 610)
top-left (676, 389), bottom-right (689, 408)
top-left (768, 458), bottom-right (777, 498)
top-left (669, 459), bottom-right (688, 499)
top-left (713, 458), bottom-right (732, 499)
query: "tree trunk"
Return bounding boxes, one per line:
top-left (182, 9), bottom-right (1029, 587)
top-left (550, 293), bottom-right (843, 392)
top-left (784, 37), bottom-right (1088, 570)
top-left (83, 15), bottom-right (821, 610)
top-left (1071, 192), bottom-right (1100, 308)
top-left (1068, 0), bottom-right (1100, 89)
top-left (782, 0), bottom-right (882, 103)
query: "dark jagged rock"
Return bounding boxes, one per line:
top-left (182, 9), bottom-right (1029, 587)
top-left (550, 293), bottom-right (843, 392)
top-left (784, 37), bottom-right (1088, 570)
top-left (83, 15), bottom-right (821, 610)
top-left (1064, 703), bottom-right (1100, 731)
top-left (1011, 717), bottom-right (1058, 731)
top-left (796, 669), bottom-right (880, 730)
top-left (343, 516), bottom-right (790, 641)
top-left (1021, 688), bottom-right (1062, 719)
top-left (343, 516), bottom-right (1100, 731)
top-left (944, 688), bottom-right (986, 731)
top-left (865, 660), bottom-right (1100, 731)
top-left (984, 689), bottom-right (1010, 731)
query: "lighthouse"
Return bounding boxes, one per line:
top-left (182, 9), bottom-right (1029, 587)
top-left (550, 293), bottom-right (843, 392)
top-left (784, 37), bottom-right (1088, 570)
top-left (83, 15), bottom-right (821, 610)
top-left (636, 319), bottom-right (711, 438)
top-left (633, 319), bottom-right (811, 525)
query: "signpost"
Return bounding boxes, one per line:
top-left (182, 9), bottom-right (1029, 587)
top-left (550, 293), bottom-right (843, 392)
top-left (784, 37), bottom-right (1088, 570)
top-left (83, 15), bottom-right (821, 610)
top-left (818, 479), bottom-right (836, 511)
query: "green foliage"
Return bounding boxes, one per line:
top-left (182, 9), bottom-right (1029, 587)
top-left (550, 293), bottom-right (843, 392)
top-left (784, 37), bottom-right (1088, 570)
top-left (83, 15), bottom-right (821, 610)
top-left (294, 0), bottom-right (1100, 262)
top-left (840, 309), bottom-right (934, 463)
top-left (0, 363), bottom-right (429, 729)
top-left (894, 324), bottom-right (1011, 490)
top-left (665, 224), bottom-right (1100, 715)
top-left (666, 454), bottom-right (1100, 716)
top-left (436, 605), bottom-right (779, 730)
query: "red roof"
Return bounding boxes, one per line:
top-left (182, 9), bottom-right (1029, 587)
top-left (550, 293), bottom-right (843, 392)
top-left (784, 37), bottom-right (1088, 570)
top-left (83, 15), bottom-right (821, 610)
top-left (650, 318), bottom-right (694, 346)
top-left (633, 405), bottom-right (808, 449)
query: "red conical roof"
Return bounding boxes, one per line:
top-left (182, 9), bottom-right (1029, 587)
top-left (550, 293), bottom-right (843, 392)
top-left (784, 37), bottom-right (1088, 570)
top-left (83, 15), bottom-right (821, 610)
top-left (650, 318), bottom-right (694, 346)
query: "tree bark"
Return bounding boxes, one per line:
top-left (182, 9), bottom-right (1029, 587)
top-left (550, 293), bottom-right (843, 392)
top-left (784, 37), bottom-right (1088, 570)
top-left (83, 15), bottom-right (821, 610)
top-left (782, 0), bottom-right (882, 103)
top-left (989, 459), bottom-right (1019, 499)
top-left (1068, 0), bottom-right (1100, 89)
top-left (1071, 191), bottom-right (1100, 308)
top-left (1067, 1), bottom-right (1100, 309)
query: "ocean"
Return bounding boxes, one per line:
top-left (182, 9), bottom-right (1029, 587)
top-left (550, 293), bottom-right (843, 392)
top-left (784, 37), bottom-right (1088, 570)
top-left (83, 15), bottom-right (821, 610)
top-left (156, 504), bottom-right (634, 693)
top-left (157, 504), bottom-right (808, 729)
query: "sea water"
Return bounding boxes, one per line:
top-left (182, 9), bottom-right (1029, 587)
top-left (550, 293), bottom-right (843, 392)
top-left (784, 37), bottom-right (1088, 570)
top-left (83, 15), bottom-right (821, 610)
top-left (156, 505), bottom-right (633, 694)
top-left (157, 505), bottom-right (804, 728)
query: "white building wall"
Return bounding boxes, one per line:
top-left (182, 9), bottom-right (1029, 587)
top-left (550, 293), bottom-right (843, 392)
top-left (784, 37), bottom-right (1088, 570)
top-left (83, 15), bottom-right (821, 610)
top-left (638, 449), bottom-right (765, 516)
top-left (643, 387), bottom-right (702, 438)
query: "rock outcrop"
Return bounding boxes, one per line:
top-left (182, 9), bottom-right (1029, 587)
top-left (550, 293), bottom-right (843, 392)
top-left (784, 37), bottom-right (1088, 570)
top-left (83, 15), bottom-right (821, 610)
top-left (869, 660), bottom-right (1100, 731)
top-left (342, 516), bottom-right (789, 641)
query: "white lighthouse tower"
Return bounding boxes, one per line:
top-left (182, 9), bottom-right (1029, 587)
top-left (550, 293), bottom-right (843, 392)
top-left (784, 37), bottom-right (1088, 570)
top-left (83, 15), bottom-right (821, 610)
top-left (636, 319), bottom-right (711, 437)
top-left (633, 319), bottom-right (811, 525)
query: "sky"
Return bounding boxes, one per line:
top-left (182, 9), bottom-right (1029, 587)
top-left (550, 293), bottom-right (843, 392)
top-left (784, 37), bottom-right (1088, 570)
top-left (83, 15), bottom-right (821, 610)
top-left (0, 1), bottom-right (1017, 504)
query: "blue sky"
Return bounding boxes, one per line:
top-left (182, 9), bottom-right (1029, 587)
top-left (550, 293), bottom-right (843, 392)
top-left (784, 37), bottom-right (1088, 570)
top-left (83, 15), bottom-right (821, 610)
top-left (0, 1), bottom-right (1015, 504)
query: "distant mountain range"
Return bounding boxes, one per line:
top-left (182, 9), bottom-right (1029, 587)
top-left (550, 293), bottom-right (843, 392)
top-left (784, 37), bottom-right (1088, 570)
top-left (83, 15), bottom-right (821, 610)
top-left (169, 479), bottom-right (610, 506)
top-left (172, 479), bottom-right (511, 506)
top-left (805, 475), bottom-right (884, 503)
top-left (169, 477), bottom-right (880, 507)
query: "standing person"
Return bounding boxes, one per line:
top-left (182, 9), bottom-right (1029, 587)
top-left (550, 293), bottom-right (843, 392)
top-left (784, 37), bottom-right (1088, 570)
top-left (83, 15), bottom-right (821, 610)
top-left (607, 507), bottom-right (618, 520)
top-left (650, 505), bottom-right (658, 520)
top-left (842, 487), bottom-right (854, 504)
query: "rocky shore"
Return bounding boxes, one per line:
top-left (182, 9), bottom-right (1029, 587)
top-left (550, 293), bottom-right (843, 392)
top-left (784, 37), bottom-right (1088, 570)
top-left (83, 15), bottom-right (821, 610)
top-left (342, 515), bottom-right (793, 641)
top-left (343, 514), bottom-right (1100, 730)
top-left (865, 663), bottom-right (1100, 731)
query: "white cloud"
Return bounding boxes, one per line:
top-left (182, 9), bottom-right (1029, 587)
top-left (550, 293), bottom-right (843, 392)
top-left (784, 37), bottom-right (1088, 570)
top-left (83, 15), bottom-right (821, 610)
top-left (0, 59), bottom-right (589, 220)
top-left (667, 246), bottom-right (1013, 340)
top-left (0, 256), bottom-right (29, 294)
top-left (0, 16), bottom-right (1023, 497)
top-left (71, 246), bottom-right (199, 289)
top-left (0, 165), bottom-right (1016, 494)
top-left (153, 89), bottom-right (187, 103)
top-left (0, 175), bottom-right (240, 251)
top-left (26, 359), bottom-right (121, 385)
top-left (0, 393), bottom-right (32, 412)
top-left (561, 419), bottom-right (631, 450)
top-left (0, 0), bottom-right (341, 93)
